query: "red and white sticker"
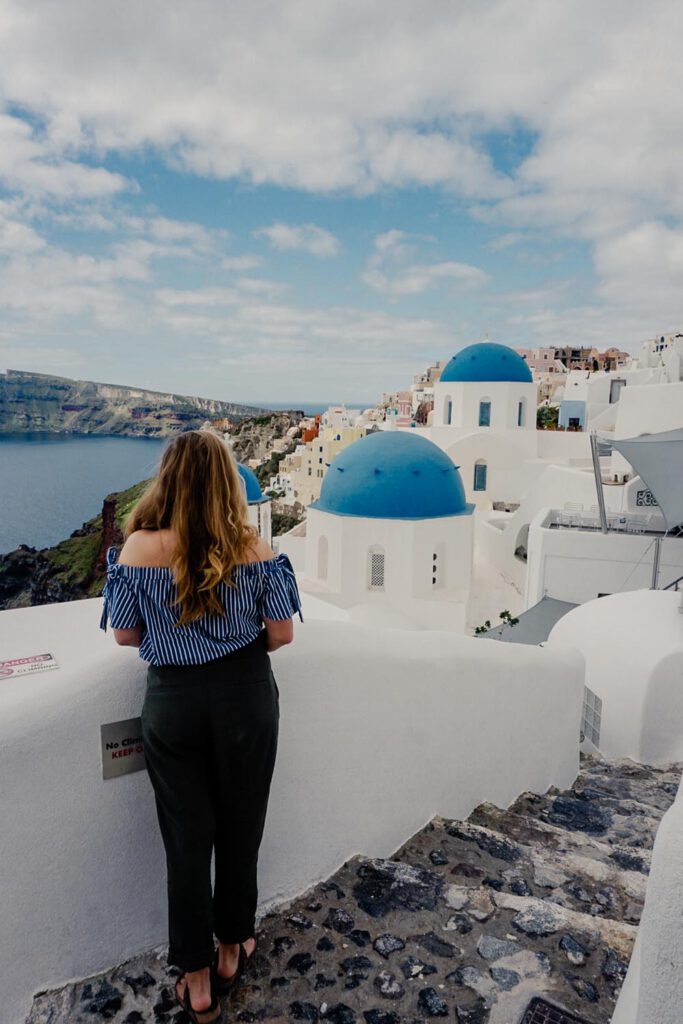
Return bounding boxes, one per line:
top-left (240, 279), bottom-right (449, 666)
top-left (0, 653), bottom-right (59, 678)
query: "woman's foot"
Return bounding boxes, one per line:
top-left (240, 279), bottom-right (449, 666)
top-left (174, 966), bottom-right (213, 1013)
top-left (217, 936), bottom-right (256, 981)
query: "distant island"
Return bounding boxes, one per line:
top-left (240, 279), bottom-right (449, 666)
top-left (0, 369), bottom-right (271, 437)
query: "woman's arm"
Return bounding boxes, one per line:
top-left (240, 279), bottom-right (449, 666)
top-left (113, 624), bottom-right (144, 648)
top-left (250, 536), bottom-right (296, 651)
top-left (263, 616), bottom-right (294, 652)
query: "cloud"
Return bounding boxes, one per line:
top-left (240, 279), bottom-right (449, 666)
top-left (363, 229), bottom-right (488, 296)
top-left (254, 222), bottom-right (341, 256)
top-left (0, 114), bottom-right (128, 199)
top-left (222, 255), bottom-right (263, 271)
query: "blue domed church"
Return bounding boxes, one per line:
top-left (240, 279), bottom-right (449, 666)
top-left (304, 431), bottom-right (474, 631)
top-left (431, 341), bottom-right (539, 507)
top-left (237, 463), bottom-right (272, 543)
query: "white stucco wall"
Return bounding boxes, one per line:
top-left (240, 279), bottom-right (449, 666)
top-left (477, 464), bottom-right (622, 595)
top-left (526, 514), bottom-right (683, 606)
top-left (433, 380), bottom-right (538, 432)
top-left (611, 381), bottom-right (683, 477)
top-left (547, 589), bottom-right (683, 763)
top-left (304, 507), bottom-right (474, 630)
top-left (612, 775), bottom-right (683, 1024)
top-left (1, 598), bottom-right (583, 1024)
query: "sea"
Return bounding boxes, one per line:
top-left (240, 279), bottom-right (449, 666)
top-left (0, 434), bottom-right (168, 554)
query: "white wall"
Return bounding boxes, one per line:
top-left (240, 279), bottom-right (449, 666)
top-left (526, 515), bottom-right (683, 606)
top-left (477, 463), bottom-right (622, 595)
top-left (612, 775), bottom-right (683, 1024)
top-left (433, 380), bottom-right (538, 431)
top-left (305, 507), bottom-right (474, 630)
top-left (547, 589), bottom-right (683, 764)
top-left (611, 381), bottom-right (683, 477)
top-left (0, 598), bottom-right (584, 1024)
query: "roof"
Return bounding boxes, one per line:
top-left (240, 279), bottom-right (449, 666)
top-left (310, 430), bottom-right (473, 520)
top-left (480, 597), bottom-right (577, 645)
top-left (237, 463), bottom-right (266, 504)
top-left (440, 342), bottom-right (534, 384)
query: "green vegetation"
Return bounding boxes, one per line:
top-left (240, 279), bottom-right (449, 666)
top-left (272, 512), bottom-right (304, 536)
top-left (113, 478), bottom-right (152, 532)
top-left (474, 609), bottom-right (520, 636)
top-left (45, 531), bottom-right (103, 595)
top-left (537, 405), bottom-right (559, 430)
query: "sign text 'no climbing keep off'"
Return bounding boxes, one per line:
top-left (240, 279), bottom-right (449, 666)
top-left (100, 717), bottom-right (146, 780)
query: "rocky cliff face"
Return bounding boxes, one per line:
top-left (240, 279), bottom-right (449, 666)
top-left (0, 369), bottom-right (271, 436)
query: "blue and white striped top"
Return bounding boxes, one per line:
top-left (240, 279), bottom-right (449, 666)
top-left (99, 546), bottom-right (303, 666)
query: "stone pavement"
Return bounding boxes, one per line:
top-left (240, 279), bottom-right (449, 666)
top-left (26, 757), bottom-right (681, 1024)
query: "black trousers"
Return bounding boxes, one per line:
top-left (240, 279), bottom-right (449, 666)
top-left (141, 632), bottom-right (279, 972)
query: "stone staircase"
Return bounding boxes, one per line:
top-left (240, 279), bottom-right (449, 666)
top-left (27, 757), bottom-right (681, 1024)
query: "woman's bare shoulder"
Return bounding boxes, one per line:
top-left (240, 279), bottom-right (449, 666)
top-left (119, 529), bottom-right (176, 567)
top-left (243, 536), bottom-right (275, 564)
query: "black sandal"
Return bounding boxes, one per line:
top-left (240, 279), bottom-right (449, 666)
top-left (174, 973), bottom-right (222, 1023)
top-left (213, 940), bottom-right (255, 996)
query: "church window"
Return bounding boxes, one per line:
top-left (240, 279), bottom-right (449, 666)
top-left (478, 400), bottom-right (491, 427)
top-left (473, 460), bottom-right (487, 492)
top-left (517, 398), bottom-right (525, 427)
top-left (367, 546), bottom-right (386, 591)
top-left (432, 543), bottom-right (445, 588)
top-left (444, 395), bottom-right (452, 425)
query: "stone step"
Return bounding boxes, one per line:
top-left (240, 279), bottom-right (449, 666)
top-left (576, 756), bottom-right (681, 816)
top-left (391, 814), bottom-right (646, 926)
top-left (505, 756), bottom-right (681, 855)
top-left (468, 803), bottom-right (652, 876)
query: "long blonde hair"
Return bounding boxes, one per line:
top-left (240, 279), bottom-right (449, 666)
top-left (126, 430), bottom-right (258, 625)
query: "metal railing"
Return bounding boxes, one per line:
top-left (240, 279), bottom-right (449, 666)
top-left (663, 572), bottom-right (683, 592)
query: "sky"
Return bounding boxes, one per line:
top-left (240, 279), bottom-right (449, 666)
top-left (0, 0), bottom-right (682, 406)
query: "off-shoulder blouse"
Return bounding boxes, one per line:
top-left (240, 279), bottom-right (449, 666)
top-left (99, 546), bottom-right (303, 666)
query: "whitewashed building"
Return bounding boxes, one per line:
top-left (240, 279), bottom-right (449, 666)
top-left (302, 429), bottom-right (475, 631)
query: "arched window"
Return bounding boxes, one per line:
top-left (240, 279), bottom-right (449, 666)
top-left (473, 460), bottom-right (487, 492)
top-left (478, 400), bottom-right (491, 427)
top-left (318, 535), bottom-right (328, 579)
top-left (517, 398), bottom-right (526, 427)
top-left (443, 395), bottom-right (452, 425)
top-left (367, 545), bottom-right (386, 591)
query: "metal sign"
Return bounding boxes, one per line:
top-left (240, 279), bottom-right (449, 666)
top-left (0, 653), bottom-right (59, 679)
top-left (100, 717), bottom-right (146, 780)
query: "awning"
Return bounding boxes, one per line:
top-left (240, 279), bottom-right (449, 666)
top-left (610, 428), bottom-right (683, 531)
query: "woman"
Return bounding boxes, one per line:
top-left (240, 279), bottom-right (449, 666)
top-left (100, 430), bottom-right (302, 1024)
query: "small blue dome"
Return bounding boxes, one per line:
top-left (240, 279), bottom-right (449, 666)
top-left (441, 342), bottom-right (533, 383)
top-left (311, 431), bottom-right (472, 520)
top-left (237, 463), bottom-right (264, 504)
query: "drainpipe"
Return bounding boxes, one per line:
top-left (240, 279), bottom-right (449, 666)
top-left (590, 431), bottom-right (609, 534)
top-left (651, 536), bottom-right (662, 590)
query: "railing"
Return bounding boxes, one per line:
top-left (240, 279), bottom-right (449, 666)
top-left (545, 505), bottom-right (667, 534)
top-left (662, 572), bottom-right (683, 592)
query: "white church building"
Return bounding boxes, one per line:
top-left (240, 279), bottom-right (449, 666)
top-left (300, 429), bottom-right (475, 632)
top-left (416, 341), bottom-right (592, 509)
